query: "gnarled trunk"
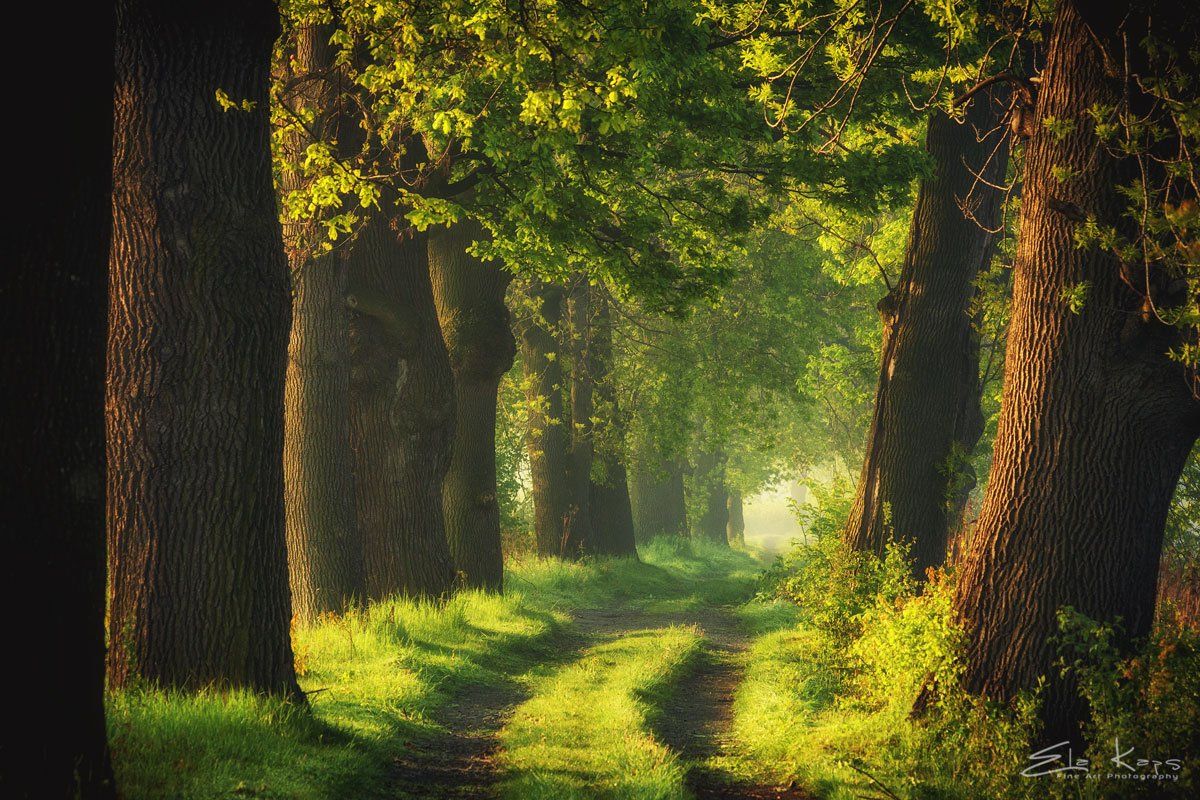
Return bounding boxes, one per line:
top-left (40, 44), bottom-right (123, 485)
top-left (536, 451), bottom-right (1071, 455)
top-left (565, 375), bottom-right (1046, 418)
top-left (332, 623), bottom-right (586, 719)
top-left (281, 21), bottom-right (363, 622)
top-left (348, 214), bottom-right (457, 599)
top-left (844, 98), bottom-right (1009, 577)
top-left (631, 457), bottom-right (688, 541)
top-left (586, 292), bottom-right (638, 557)
top-left (429, 218), bottom-right (516, 590)
top-left (5, 3), bottom-right (116, 794)
top-left (953, 0), bottom-right (1200, 745)
top-left (107, 0), bottom-right (301, 697)
top-left (517, 280), bottom-right (573, 557)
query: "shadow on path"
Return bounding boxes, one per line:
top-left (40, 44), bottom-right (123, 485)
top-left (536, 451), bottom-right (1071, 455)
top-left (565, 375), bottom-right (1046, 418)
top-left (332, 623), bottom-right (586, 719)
top-left (654, 607), bottom-right (815, 800)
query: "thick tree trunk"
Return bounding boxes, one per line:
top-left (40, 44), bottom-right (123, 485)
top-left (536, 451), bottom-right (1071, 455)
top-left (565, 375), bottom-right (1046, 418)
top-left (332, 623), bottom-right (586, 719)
top-left (727, 489), bottom-right (746, 546)
top-left (518, 281), bottom-right (574, 557)
top-left (429, 218), bottom-right (516, 590)
top-left (843, 98), bottom-right (1008, 577)
top-left (107, 0), bottom-right (301, 697)
top-left (3, 4), bottom-right (116, 795)
top-left (281, 22), bottom-right (363, 622)
top-left (953, 1), bottom-right (1200, 745)
top-left (694, 450), bottom-right (730, 546)
top-left (348, 214), bottom-right (457, 599)
top-left (631, 457), bottom-right (689, 541)
top-left (586, 293), bottom-right (639, 557)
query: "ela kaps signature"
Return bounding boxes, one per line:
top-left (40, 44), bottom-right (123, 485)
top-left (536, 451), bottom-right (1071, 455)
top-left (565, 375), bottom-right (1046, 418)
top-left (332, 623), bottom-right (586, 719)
top-left (1022, 737), bottom-right (1184, 779)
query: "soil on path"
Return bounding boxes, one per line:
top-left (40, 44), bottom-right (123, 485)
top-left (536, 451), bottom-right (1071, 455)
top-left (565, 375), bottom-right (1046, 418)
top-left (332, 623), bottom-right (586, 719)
top-left (387, 604), bottom-right (810, 799)
top-left (653, 607), bottom-right (815, 800)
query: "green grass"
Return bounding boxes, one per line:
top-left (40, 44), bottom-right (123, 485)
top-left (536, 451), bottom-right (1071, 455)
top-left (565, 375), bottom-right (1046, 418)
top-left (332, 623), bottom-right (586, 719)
top-left (498, 625), bottom-right (702, 800)
top-left (107, 538), bottom-right (768, 799)
top-left (108, 589), bottom-right (561, 799)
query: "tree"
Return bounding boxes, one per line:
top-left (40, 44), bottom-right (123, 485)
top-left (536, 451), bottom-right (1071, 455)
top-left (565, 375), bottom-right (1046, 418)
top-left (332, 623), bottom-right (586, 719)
top-left (348, 211), bottom-right (457, 598)
top-left (586, 291), bottom-right (639, 556)
top-left (952, 0), bottom-right (1200, 744)
top-left (3, 4), bottom-right (116, 796)
top-left (430, 217), bottom-right (516, 589)
top-left (279, 18), bottom-right (364, 622)
top-left (517, 280), bottom-right (576, 557)
top-left (107, 0), bottom-right (301, 697)
top-left (631, 457), bottom-right (689, 541)
top-left (727, 490), bottom-right (746, 546)
top-left (843, 97), bottom-right (1011, 577)
top-left (693, 448), bottom-right (731, 546)
top-left (564, 278), bottom-right (598, 556)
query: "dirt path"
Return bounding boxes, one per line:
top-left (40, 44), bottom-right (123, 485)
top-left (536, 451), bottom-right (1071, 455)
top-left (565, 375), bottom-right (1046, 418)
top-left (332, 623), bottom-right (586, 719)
top-left (387, 605), bottom-right (808, 799)
top-left (654, 607), bottom-right (814, 800)
top-left (387, 674), bottom-right (526, 799)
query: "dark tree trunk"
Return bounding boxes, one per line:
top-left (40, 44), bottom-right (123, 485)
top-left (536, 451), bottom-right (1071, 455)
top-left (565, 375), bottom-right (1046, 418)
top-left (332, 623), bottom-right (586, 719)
top-left (429, 218), bottom-right (516, 590)
top-left (694, 450), bottom-right (730, 546)
top-left (586, 292), bottom-right (639, 557)
top-left (564, 278), bottom-right (597, 556)
top-left (106, 0), bottom-right (301, 697)
top-left (727, 489), bottom-right (746, 546)
top-left (281, 21), bottom-right (363, 622)
top-left (3, 4), bottom-right (116, 796)
top-left (631, 457), bottom-right (689, 541)
top-left (953, 0), bottom-right (1200, 745)
top-left (348, 214), bottom-right (457, 599)
top-left (843, 100), bottom-right (1008, 578)
top-left (517, 280), bottom-right (574, 557)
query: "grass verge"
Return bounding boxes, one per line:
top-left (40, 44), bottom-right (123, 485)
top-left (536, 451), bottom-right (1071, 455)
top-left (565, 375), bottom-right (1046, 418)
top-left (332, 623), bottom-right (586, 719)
top-left (107, 538), bottom-right (766, 799)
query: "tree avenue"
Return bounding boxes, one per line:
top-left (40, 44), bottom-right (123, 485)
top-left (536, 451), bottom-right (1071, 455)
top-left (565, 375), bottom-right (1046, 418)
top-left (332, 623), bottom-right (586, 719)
top-left (13, 1), bottom-right (1200, 796)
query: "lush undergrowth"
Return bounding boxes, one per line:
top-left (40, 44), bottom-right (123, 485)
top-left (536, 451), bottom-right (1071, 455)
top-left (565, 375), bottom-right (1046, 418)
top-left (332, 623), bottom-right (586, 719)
top-left (107, 538), bottom-right (764, 799)
top-left (731, 529), bottom-right (1200, 800)
top-left (498, 625), bottom-right (701, 800)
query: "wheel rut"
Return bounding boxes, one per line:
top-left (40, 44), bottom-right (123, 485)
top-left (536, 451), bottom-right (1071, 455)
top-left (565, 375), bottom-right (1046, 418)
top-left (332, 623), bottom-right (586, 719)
top-left (387, 604), bottom-right (810, 799)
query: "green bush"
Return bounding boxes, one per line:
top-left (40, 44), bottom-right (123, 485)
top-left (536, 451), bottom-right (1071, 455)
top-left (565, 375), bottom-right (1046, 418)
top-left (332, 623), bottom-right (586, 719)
top-left (739, 523), bottom-right (1199, 800)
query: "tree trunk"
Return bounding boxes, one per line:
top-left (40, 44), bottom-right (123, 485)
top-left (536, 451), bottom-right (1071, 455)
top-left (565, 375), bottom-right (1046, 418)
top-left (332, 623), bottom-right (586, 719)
top-left (429, 218), bottom-right (516, 590)
top-left (565, 278), bottom-right (597, 557)
top-left (348, 214), bottom-right (457, 599)
top-left (3, 4), bottom-right (116, 795)
top-left (952, 0), bottom-right (1200, 745)
top-left (586, 292), bottom-right (639, 557)
top-left (281, 21), bottom-right (363, 622)
top-left (518, 280), bottom-right (574, 557)
top-left (843, 98), bottom-right (1009, 577)
top-left (727, 489), bottom-right (746, 546)
top-left (107, 0), bottom-right (301, 698)
top-left (694, 450), bottom-right (730, 546)
top-left (631, 457), bottom-right (689, 541)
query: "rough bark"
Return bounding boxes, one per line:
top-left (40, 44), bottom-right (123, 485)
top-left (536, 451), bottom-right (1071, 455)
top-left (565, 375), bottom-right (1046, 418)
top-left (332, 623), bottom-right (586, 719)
top-left (106, 0), bottom-right (301, 697)
top-left (727, 489), bottom-right (746, 546)
top-left (631, 457), bottom-right (689, 541)
top-left (586, 292), bottom-right (639, 557)
top-left (694, 450), bottom-right (730, 546)
top-left (281, 21), bottom-right (363, 622)
top-left (952, 1), bottom-right (1200, 745)
top-left (3, 4), bottom-right (116, 795)
top-left (429, 218), bottom-right (516, 590)
top-left (348, 214), bottom-right (457, 599)
top-left (517, 281), bottom-right (574, 557)
top-left (843, 98), bottom-right (1009, 577)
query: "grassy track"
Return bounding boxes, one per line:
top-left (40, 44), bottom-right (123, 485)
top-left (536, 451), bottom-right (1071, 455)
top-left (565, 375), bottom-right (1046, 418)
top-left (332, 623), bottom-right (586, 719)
top-left (107, 539), bottom-right (766, 799)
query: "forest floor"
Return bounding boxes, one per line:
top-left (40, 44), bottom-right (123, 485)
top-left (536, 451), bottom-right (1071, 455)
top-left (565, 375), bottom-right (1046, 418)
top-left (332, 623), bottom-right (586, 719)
top-left (106, 539), bottom-right (818, 800)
